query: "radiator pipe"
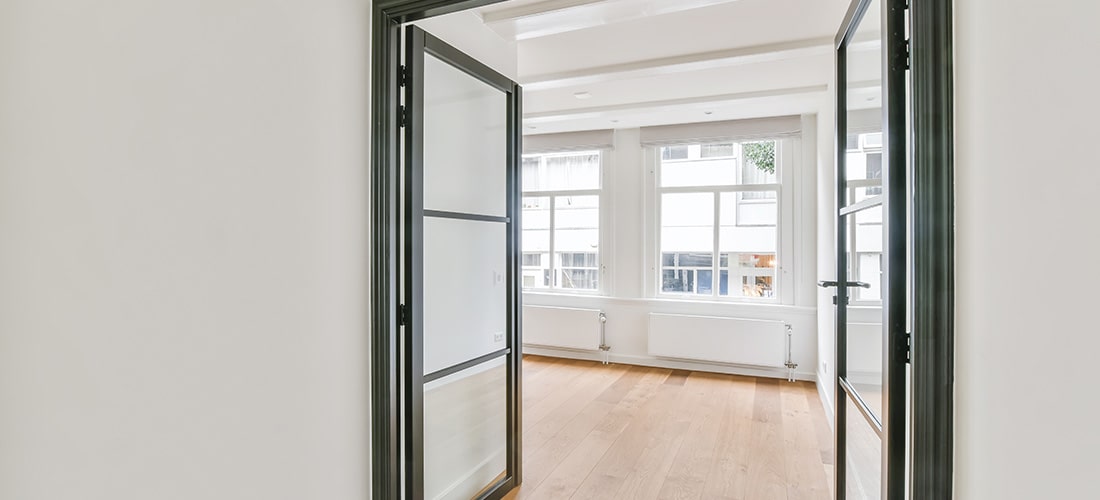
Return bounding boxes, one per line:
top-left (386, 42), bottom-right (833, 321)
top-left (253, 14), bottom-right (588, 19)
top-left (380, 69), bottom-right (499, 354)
top-left (598, 312), bottom-right (610, 365)
top-left (784, 324), bottom-right (798, 382)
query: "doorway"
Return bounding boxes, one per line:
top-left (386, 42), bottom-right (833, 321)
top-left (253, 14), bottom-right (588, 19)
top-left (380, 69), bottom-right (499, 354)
top-left (370, 1), bottom-right (954, 498)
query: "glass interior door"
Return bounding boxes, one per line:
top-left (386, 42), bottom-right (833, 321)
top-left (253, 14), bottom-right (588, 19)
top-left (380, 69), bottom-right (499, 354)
top-left (403, 25), bottom-right (522, 500)
top-left (832, 0), bottom-right (908, 498)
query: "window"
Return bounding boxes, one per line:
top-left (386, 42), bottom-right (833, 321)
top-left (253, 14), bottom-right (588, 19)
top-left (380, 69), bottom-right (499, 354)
top-left (656, 141), bottom-right (782, 300)
top-left (522, 150), bottom-right (602, 292)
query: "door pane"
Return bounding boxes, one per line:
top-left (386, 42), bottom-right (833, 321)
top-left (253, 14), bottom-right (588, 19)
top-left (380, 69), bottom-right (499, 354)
top-left (845, 209), bottom-right (883, 417)
top-left (423, 217), bottom-right (508, 375)
top-left (851, 205), bottom-right (883, 302)
top-left (423, 53), bottom-right (507, 216)
top-left (844, 0), bottom-right (883, 204)
top-left (424, 357), bottom-right (508, 500)
top-left (845, 395), bottom-right (882, 500)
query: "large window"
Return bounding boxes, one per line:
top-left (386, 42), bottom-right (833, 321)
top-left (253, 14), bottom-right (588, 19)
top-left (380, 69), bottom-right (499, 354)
top-left (521, 150), bottom-right (602, 292)
top-left (657, 141), bottom-right (782, 300)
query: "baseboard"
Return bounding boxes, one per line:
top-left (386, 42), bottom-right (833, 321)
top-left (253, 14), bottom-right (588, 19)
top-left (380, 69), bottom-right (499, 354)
top-left (816, 370), bottom-right (835, 431)
top-left (522, 345), bottom-right (817, 382)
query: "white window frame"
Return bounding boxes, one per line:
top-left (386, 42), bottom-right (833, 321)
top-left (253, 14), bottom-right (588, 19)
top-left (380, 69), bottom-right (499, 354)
top-left (521, 149), bottom-right (607, 295)
top-left (645, 139), bottom-right (797, 304)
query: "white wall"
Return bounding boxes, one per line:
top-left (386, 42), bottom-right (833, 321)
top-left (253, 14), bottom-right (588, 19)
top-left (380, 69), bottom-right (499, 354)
top-left (523, 124), bottom-right (820, 381)
top-left (0, 1), bottom-right (371, 499)
top-left (955, 1), bottom-right (1100, 498)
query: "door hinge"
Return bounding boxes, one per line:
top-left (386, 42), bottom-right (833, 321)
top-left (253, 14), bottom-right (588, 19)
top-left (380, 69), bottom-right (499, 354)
top-left (398, 105), bottom-right (407, 128)
top-left (901, 38), bottom-right (911, 71)
top-left (398, 304), bottom-right (410, 326)
top-left (399, 65), bottom-right (409, 87)
top-left (904, 331), bottom-right (912, 363)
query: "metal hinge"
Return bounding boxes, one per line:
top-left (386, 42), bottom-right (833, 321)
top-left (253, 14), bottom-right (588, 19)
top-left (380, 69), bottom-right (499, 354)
top-left (904, 331), bottom-right (912, 363)
top-left (398, 304), bottom-right (410, 326)
top-left (901, 38), bottom-right (911, 71)
top-left (399, 65), bottom-right (409, 87)
top-left (398, 105), bottom-right (407, 128)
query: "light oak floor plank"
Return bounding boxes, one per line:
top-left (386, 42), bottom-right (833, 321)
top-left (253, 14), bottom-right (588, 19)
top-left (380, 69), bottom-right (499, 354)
top-left (504, 356), bottom-right (833, 500)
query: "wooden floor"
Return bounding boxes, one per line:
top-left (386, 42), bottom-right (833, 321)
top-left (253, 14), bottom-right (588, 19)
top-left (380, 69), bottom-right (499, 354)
top-left (503, 355), bottom-right (834, 500)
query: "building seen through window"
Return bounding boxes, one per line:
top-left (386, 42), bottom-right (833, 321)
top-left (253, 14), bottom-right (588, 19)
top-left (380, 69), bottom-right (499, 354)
top-left (521, 151), bottom-right (601, 292)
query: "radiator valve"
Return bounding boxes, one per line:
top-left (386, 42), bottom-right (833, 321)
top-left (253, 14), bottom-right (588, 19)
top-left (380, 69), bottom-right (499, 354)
top-left (784, 324), bottom-right (798, 382)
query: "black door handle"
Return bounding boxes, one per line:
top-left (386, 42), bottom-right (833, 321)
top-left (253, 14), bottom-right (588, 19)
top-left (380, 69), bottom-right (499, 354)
top-left (818, 280), bottom-right (872, 289)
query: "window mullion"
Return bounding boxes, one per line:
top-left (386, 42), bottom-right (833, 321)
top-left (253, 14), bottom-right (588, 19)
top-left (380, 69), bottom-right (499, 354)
top-left (549, 195), bottom-right (556, 289)
top-left (712, 192), bottom-right (721, 297)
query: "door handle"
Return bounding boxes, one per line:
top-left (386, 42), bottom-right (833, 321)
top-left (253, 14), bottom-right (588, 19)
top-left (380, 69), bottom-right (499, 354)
top-left (817, 280), bottom-right (872, 289)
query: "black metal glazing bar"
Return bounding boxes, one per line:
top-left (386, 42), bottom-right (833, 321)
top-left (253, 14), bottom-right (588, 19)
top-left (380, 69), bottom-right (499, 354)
top-left (423, 348), bottom-right (512, 384)
top-left (839, 195), bottom-right (884, 216)
top-left (839, 377), bottom-right (885, 436)
top-left (423, 209), bottom-right (510, 224)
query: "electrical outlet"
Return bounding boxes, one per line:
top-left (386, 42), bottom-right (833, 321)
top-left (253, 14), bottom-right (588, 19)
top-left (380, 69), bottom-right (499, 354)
top-left (494, 332), bottom-right (504, 343)
top-left (822, 361), bottom-right (828, 372)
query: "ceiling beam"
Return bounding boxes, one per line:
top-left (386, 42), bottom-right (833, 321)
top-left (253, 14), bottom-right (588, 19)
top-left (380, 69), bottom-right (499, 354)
top-left (481, 0), bottom-right (740, 41)
top-left (481, 0), bottom-right (609, 23)
top-left (524, 84), bottom-right (828, 123)
top-left (520, 37), bottom-right (834, 90)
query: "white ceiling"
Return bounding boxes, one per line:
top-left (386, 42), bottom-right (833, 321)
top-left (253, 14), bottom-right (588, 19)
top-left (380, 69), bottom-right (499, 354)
top-left (429, 0), bottom-right (870, 134)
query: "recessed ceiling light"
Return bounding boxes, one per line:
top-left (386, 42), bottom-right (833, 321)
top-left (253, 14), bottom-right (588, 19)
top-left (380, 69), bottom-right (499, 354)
top-left (573, 91), bottom-right (592, 100)
top-left (610, 119), bottom-right (619, 123)
top-left (704, 111), bottom-right (714, 115)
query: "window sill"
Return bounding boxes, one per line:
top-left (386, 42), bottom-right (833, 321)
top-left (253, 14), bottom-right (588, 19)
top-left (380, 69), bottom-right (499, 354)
top-left (521, 292), bottom-right (816, 315)
top-left (522, 290), bottom-right (604, 299)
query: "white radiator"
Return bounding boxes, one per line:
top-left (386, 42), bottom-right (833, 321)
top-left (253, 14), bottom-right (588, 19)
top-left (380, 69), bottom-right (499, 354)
top-left (522, 306), bottom-right (602, 350)
top-left (647, 313), bottom-right (787, 368)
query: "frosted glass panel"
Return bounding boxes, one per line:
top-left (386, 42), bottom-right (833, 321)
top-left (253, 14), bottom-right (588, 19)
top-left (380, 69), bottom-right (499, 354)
top-left (423, 217), bottom-right (508, 375)
top-left (423, 53), bottom-right (508, 217)
top-left (845, 395), bottom-right (882, 499)
top-left (424, 357), bottom-right (507, 500)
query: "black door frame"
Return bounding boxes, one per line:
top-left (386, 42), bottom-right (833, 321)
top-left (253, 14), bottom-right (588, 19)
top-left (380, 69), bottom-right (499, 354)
top-left (402, 24), bottom-right (523, 500)
top-left (370, 2), bottom-right (518, 498)
top-left (370, 1), bottom-right (954, 498)
top-left (909, 0), bottom-right (955, 497)
top-left (833, 0), bottom-right (907, 497)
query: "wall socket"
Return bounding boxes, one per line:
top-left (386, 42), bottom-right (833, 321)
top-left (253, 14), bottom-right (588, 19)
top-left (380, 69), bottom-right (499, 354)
top-left (494, 332), bottom-right (504, 343)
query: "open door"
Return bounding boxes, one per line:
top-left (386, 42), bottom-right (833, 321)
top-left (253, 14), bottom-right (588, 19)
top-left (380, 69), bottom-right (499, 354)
top-left (826, 0), bottom-right (909, 498)
top-left (401, 26), bottom-right (523, 500)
